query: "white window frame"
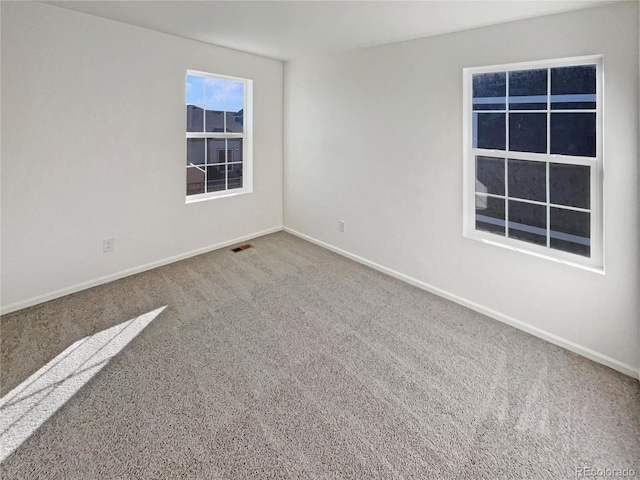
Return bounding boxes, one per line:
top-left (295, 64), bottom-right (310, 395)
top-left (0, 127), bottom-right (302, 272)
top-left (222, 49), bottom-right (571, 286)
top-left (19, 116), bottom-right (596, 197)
top-left (462, 55), bottom-right (604, 272)
top-left (185, 70), bottom-right (253, 203)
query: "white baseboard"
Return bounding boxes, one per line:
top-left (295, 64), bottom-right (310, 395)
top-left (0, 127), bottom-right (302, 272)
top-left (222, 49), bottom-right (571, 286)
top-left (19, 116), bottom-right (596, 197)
top-left (0, 226), bottom-right (283, 316)
top-left (283, 227), bottom-right (640, 380)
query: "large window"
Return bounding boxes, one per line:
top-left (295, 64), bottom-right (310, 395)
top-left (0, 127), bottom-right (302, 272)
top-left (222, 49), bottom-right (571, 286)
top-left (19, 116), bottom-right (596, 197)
top-left (463, 56), bottom-right (603, 270)
top-left (185, 71), bottom-right (252, 201)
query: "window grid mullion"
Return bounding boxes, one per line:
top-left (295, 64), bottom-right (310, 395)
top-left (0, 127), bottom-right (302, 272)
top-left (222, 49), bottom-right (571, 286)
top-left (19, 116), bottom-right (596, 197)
top-left (504, 157), bottom-right (509, 238)
top-left (225, 139), bottom-right (228, 191)
top-left (505, 72), bottom-right (510, 239)
top-left (186, 133), bottom-right (244, 138)
top-left (505, 71), bottom-right (510, 153)
top-left (204, 137), bottom-right (208, 193)
top-left (473, 109), bottom-right (595, 114)
top-left (546, 162), bottom-right (550, 248)
top-left (546, 68), bottom-right (552, 248)
top-left (546, 68), bottom-right (551, 154)
top-left (471, 148), bottom-right (595, 166)
top-left (476, 192), bottom-right (590, 213)
top-left (203, 79), bottom-right (208, 194)
top-left (223, 81), bottom-right (227, 133)
top-left (202, 80), bottom-right (207, 135)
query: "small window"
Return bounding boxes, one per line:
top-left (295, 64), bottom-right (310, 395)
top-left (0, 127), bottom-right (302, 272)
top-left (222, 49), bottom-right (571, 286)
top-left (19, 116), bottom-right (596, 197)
top-left (185, 71), bottom-right (252, 202)
top-left (463, 56), bottom-right (603, 270)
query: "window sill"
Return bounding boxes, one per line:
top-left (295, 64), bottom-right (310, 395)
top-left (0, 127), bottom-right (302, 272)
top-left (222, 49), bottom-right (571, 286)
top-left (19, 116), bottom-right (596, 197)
top-left (185, 188), bottom-right (252, 204)
top-left (464, 230), bottom-right (604, 275)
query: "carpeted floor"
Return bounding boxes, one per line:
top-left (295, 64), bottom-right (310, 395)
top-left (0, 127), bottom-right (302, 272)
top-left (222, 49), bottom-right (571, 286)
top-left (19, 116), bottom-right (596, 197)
top-left (1, 232), bottom-right (639, 479)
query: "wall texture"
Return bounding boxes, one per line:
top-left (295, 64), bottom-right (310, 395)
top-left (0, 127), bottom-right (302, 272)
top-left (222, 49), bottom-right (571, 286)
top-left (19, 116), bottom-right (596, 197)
top-left (1, 2), bottom-right (283, 312)
top-left (284, 2), bottom-right (639, 375)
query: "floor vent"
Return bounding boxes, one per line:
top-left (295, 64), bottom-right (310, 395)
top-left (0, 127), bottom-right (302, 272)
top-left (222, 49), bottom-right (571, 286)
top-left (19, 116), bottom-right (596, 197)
top-left (230, 244), bottom-right (253, 253)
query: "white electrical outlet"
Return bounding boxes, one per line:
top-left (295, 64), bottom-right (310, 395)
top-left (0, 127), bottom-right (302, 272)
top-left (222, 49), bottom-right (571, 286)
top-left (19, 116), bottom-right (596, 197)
top-left (338, 220), bottom-right (346, 233)
top-left (103, 238), bottom-right (115, 253)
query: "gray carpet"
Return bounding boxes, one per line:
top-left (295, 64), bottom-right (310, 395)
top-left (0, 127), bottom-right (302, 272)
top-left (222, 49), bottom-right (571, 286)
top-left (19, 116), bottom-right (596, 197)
top-left (1, 231), bottom-right (638, 479)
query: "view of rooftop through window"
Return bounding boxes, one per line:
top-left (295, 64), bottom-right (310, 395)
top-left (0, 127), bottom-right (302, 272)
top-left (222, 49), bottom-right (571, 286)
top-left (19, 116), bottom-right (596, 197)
top-left (186, 74), bottom-right (244, 133)
top-left (185, 72), bottom-right (248, 198)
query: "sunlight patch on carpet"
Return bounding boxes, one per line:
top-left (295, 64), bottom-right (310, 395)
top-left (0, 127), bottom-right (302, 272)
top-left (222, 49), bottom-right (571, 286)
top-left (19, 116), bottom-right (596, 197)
top-left (0, 306), bottom-right (166, 462)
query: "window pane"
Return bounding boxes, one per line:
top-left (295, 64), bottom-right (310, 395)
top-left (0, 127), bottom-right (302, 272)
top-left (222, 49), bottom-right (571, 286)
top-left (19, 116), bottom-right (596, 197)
top-left (228, 138), bottom-right (243, 163)
top-left (205, 108), bottom-right (225, 133)
top-left (476, 156), bottom-right (504, 195)
top-left (226, 112), bottom-right (244, 133)
top-left (509, 113), bottom-right (546, 153)
top-left (207, 163), bottom-right (226, 174)
top-left (186, 105), bottom-right (204, 132)
top-left (207, 139), bottom-right (226, 165)
top-left (508, 200), bottom-right (546, 246)
top-left (474, 113), bottom-right (505, 150)
top-left (186, 75), bottom-right (204, 105)
top-left (509, 69), bottom-right (547, 110)
top-left (550, 113), bottom-right (595, 157)
top-left (476, 195), bottom-right (505, 235)
top-left (225, 81), bottom-right (244, 114)
top-left (186, 166), bottom-right (205, 195)
top-left (206, 165), bottom-right (226, 192)
top-left (187, 138), bottom-right (205, 166)
top-left (228, 163), bottom-right (243, 190)
top-left (550, 207), bottom-right (590, 257)
top-left (205, 77), bottom-right (225, 105)
top-left (233, 111), bottom-right (244, 131)
top-left (551, 65), bottom-right (596, 109)
top-left (549, 163), bottom-right (590, 209)
top-left (473, 72), bottom-right (506, 110)
top-left (508, 159), bottom-right (546, 202)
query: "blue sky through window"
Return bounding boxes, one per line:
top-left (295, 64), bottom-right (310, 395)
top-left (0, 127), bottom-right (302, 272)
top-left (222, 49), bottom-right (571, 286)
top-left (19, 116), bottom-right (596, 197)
top-left (186, 74), bottom-right (244, 113)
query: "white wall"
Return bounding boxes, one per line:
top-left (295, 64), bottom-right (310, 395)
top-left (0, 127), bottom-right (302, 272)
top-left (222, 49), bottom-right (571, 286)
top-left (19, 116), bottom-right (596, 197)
top-left (284, 3), bottom-right (640, 375)
top-left (1, 2), bottom-right (283, 312)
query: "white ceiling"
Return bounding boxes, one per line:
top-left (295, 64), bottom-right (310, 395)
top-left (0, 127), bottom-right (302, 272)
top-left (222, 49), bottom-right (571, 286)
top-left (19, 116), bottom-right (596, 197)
top-left (45, 0), bottom-right (618, 61)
